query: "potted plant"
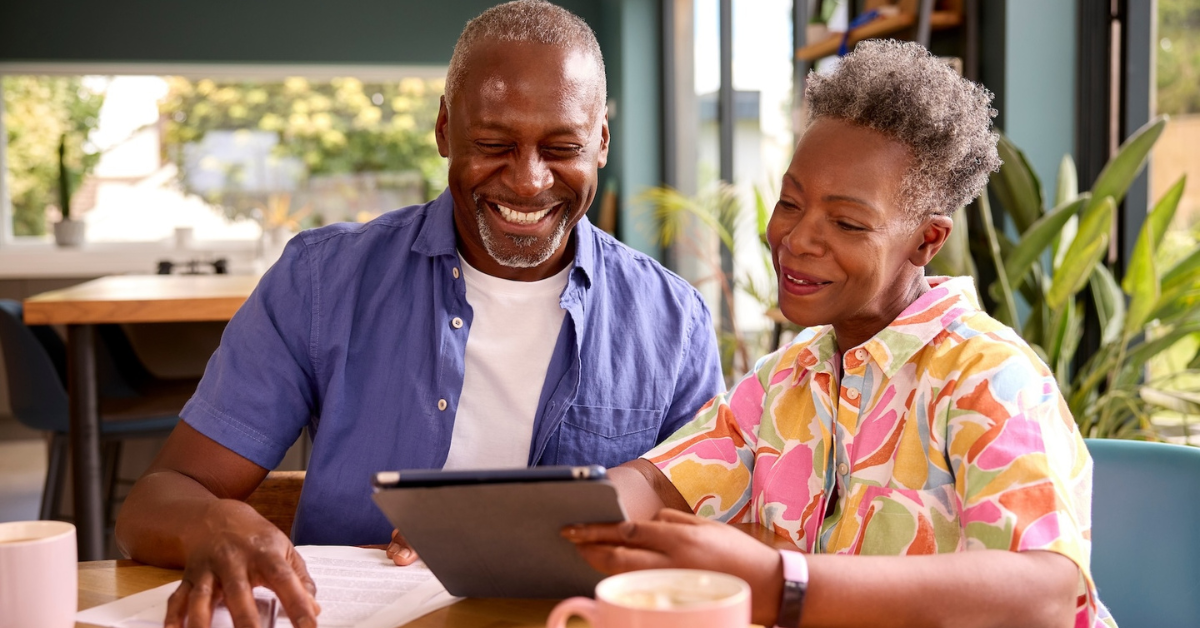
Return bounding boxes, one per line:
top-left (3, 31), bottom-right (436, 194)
top-left (52, 134), bottom-right (85, 247)
top-left (930, 116), bottom-right (1200, 440)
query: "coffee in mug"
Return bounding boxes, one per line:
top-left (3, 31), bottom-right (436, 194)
top-left (0, 521), bottom-right (77, 628)
top-left (546, 569), bottom-right (750, 628)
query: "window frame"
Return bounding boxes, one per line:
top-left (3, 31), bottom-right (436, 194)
top-left (0, 61), bottom-right (447, 248)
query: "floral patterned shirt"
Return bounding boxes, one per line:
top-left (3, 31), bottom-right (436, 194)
top-left (644, 276), bottom-right (1115, 628)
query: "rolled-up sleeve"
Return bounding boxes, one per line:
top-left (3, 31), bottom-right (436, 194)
top-left (181, 237), bottom-right (317, 470)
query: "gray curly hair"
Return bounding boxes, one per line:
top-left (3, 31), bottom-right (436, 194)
top-left (445, 0), bottom-right (606, 108)
top-left (805, 39), bottom-right (1000, 219)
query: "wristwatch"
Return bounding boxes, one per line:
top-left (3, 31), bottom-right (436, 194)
top-left (775, 549), bottom-right (808, 628)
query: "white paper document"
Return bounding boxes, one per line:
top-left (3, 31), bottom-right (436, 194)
top-left (76, 545), bottom-right (461, 628)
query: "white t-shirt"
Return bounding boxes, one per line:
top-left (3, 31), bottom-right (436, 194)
top-left (440, 255), bottom-right (571, 470)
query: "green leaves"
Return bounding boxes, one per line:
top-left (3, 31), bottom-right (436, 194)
top-left (976, 193), bottom-right (1019, 327)
top-left (999, 194), bottom-right (1088, 294)
top-left (980, 123), bottom-right (1200, 440)
top-left (1088, 116), bottom-right (1167, 214)
top-left (1047, 196), bottom-right (1114, 310)
top-left (991, 134), bottom-right (1044, 233)
top-left (1122, 175), bottom-right (1185, 337)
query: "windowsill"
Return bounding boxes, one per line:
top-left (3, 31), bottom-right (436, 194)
top-left (0, 238), bottom-right (282, 278)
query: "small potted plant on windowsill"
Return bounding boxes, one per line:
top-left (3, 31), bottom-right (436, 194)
top-left (52, 134), bottom-right (86, 247)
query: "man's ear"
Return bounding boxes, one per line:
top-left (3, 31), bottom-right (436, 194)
top-left (909, 213), bottom-right (953, 268)
top-left (435, 96), bottom-right (450, 158)
top-left (596, 109), bottom-right (610, 168)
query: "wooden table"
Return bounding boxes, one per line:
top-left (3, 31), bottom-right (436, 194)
top-left (76, 526), bottom-right (795, 627)
top-left (25, 275), bottom-right (259, 560)
top-left (77, 560), bottom-right (579, 628)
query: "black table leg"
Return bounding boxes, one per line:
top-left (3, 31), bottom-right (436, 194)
top-left (68, 323), bottom-right (104, 560)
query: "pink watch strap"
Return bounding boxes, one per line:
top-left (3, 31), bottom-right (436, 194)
top-left (780, 549), bottom-right (809, 584)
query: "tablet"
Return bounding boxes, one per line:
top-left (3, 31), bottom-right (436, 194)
top-left (370, 465), bottom-right (626, 599)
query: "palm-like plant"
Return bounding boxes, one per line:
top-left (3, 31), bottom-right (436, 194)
top-left (641, 183), bottom-right (783, 379)
top-left (933, 116), bottom-right (1200, 439)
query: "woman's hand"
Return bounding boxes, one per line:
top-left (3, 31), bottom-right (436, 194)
top-left (163, 500), bottom-right (320, 628)
top-left (563, 508), bottom-right (785, 626)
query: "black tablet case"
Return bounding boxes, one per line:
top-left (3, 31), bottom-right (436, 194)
top-left (371, 479), bottom-right (625, 598)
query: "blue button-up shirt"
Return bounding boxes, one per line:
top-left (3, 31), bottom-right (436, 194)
top-left (182, 190), bottom-right (724, 545)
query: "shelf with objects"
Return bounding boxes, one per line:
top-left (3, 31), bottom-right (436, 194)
top-left (796, 0), bottom-right (971, 69)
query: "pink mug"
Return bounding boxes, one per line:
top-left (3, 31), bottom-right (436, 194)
top-left (546, 569), bottom-right (751, 628)
top-left (0, 520), bottom-right (77, 628)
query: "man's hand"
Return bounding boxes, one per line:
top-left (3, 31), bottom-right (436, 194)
top-left (385, 528), bottom-right (421, 566)
top-left (163, 500), bottom-right (320, 628)
top-left (562, 508), bottom-right (784, 626)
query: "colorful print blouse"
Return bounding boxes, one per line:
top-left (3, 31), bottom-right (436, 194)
top-left (644, 276), bottom-right (1115, 627)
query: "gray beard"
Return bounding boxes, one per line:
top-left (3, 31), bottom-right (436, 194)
top-left (474, 199), bottom-right (571, 268)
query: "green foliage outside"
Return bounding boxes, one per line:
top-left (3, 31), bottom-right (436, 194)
top-left (158, 76), bottom-right (447, 219)
top-left (1157, 0), bottom-right (1200, 115)
top-left (2, 76), bottom-right (104, 236)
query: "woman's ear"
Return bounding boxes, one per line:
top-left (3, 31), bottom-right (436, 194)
top-left (909, 214), bottom-right (954, 267)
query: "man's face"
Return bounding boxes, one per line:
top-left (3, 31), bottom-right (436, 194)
top-left (437, 40), bottom-right (609, 281)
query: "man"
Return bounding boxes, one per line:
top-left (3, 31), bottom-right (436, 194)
top-left (114, 2), bottom-right (723, 627)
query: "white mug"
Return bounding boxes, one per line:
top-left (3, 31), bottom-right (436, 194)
top-left (0, 521), bottom-right (77, 628)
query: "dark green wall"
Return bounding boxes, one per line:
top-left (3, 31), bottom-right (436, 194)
top-left (0, 0), bottom-right (600, 65)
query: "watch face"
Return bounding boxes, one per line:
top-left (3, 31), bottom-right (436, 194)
top-left (778, 580), bottom-right (806, 628)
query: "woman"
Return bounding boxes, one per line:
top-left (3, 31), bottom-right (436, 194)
top-left (565, 40), bottom-right (1116, 628)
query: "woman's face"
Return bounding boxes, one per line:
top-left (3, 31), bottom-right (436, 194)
top-left (767, 118), bottom-right (950, 350)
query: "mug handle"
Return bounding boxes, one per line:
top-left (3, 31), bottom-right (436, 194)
top-left (546, 596), bottom-right (599, 628)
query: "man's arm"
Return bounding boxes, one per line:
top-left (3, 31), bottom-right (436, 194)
top-left (116, 422), bottom-right (320, 628)
top-left (606, 458), bottom-right (690, 520)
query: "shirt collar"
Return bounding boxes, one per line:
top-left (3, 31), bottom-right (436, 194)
top-left (412, 188), bottom-right (596, 290)
top-left (792, 276), bottom-right (981, 379)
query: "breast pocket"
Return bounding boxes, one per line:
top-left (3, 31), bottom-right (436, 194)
top-left (555, 405), bottom-right (661, 468)
top-left (844, 483), bottom-right (963, 555)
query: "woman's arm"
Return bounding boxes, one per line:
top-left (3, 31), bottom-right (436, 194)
top-left (564, 508), bottom-right (1078, 628)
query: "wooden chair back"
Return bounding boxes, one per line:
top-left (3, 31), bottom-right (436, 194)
top-left (246, 471), bottom-right (305, 537)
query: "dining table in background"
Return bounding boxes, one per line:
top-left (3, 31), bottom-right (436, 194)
top-left (24, 274), bottom-right (260, 561)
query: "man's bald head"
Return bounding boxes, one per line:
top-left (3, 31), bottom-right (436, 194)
top-left (444, 0), bottom-right (606, 110)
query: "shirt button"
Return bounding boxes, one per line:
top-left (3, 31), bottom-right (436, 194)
top-left (452, 267), bottom-right (460, 279)
top-left (451, 317), bottom-right (463, 329)
top-left (854, 349), bottom-right (867, 361)
top-left (837, 462), bottom-right (849, 476)
top-left (846, 388), bottom-right (860, 400)
top-left (437, 399), bottom-right (448, 411)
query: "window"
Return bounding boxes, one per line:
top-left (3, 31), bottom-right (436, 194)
top-left (1, 67), bottom-right (446, 245)
top-left (1148, 0), bottom-right (1200, 443)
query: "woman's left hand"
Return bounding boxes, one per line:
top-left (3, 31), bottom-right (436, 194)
top-left (563, 508), bottom-right (785, 625)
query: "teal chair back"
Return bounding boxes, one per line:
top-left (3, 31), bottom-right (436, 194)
top-left (1085, 438), bottom-right (1200, 628)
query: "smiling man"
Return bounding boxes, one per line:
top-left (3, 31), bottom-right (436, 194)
top-left (114, 2), bottom-right (723, 627)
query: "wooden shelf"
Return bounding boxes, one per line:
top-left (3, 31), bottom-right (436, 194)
top-left (796, 10), bottom-right (963, 61)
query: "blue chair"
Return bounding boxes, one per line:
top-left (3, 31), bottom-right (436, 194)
top-left (1085, 438), bottom-right (1200, 628)
top-left (0, 299), bottom-right (184, 521)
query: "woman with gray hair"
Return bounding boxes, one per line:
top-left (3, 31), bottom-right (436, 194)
top-left (566, 40), bottom-right (1117, 628)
